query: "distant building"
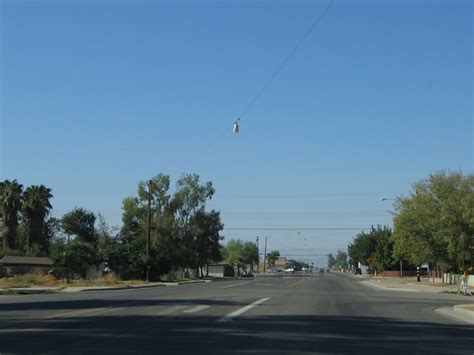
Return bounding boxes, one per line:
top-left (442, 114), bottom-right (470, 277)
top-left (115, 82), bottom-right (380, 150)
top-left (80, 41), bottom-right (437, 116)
top-left (357, 262), bottom-right (368, 274)
top-left (259, 256), bottom-right (289, 272)
top-left (208, 263), bottom-right (235, 278)
top-left (0, 255), bottom-right (54, 276)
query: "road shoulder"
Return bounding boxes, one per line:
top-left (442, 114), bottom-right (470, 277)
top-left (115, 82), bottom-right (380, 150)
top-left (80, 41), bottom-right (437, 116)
top-left (435, 305), bottom-right (474, 325)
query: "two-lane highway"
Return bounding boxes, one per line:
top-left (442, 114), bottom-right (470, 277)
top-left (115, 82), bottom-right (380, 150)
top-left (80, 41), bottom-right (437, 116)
top-left (0, 273), bottom-right (473, 354)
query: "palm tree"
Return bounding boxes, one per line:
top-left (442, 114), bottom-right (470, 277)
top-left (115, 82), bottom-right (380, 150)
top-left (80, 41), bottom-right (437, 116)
top-left (22, 185), bottom-right (53, 252)
top-left (0, 180), bottom-right (23, 250)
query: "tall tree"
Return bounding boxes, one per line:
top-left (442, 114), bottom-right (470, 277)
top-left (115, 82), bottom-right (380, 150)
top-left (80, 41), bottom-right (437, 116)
top-left (61, 208), bottom-right (97, 245)
top-left (335, 249), bottom-right (348, 270)
top-left (223, 239), bottom-right (245, 275)
top-left (171, 174), bottom-right (214, 236)
top-left (0, 180), bottom-right (23, 250)
top-left (348, 226), bottom-right (396, 271)
top-left (327, 253), bottom-right (336, 269)
top-left (189, 210), bottom-right (224, 277)
top-left (22, 185), bottom-right (53, 252)
top-left (241, 241), bottom-right (258, 272)
top-left (393, 171), bottom-right (474, 272)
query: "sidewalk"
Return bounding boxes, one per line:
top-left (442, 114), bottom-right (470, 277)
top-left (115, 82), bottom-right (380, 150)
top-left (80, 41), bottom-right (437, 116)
top-left (357, 275), bottom-right (465, 294)
top-left (353, 274), bottom-right (474, 324)
top-left (435, 304), bottom-right (474, 325)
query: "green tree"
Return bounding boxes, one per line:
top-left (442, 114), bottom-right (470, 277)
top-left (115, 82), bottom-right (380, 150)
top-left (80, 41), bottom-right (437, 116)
top-left (0, 179), bottom-right (23, 250)
top-left (107, 174), bottom-right (178, 280)
top-left (22, 185), bottom-right (53, 253)
top-left (171, 174), bottom-right (214, 235)
top-left (61, 208), bottom-right (97, 245)
top-left (393, 171), bottom-right (474, 272)
top-left (64, 239), bottom-right (97, 278)
top-left (171, 174), bottom-right (214, 268)
top-left (348, 226), bottom-right (396, 271)
top-left (327, 253), bottom-right (336, 269)
top-left (223, 239), bottom-right (245, 275)
top-left (335, 249), bottom-right (348, 270)
top-left (189, 210), bottom-right (224, 277)
top-left (241, 241), bottom-right (258, 273)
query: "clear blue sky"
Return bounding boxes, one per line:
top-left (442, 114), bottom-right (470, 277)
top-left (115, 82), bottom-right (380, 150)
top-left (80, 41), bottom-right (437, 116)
top-left (1, 0), bottom-right (472, 267)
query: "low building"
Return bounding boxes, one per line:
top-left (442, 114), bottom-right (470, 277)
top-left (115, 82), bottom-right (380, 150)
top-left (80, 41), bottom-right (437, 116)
top-left (259, 256), bottom-right (289, 272)
top-left (208, 264), bottom-right (234, 278)
top-left (0, 255), bottom-right (55, 276)
top-left (275, 256), bottom-right (289, 271)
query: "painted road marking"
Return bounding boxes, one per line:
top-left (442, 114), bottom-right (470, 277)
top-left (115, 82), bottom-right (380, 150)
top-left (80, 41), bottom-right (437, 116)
top-left (287, 278), bottom-right (305, 288)
top-left (183, 305), bottom-right (210, 313)
top-left (217, 297), bottom-right (270, 322)
top-left (154, 305), bottom-right (187, 315)
top-left (221, 282), bottom-right (250, 289)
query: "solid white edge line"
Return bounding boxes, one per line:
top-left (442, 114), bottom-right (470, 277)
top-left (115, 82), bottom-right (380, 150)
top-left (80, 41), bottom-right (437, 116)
top-left (217, 297), bottom-right (270, 322)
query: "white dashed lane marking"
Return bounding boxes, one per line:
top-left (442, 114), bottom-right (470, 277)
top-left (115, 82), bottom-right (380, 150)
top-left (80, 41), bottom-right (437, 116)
top-left (217, 298), bottom-right (270, 322)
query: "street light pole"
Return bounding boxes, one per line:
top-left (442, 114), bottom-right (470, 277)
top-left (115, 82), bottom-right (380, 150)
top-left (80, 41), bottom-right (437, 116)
top-left (263, 236), bottom-right (267, 273)
top-left (256, 236), bottom-right (259, 274)
top-left (0, 216), bottom-right (4, 251)
top-left (146, 180), bottom-right (152, 283)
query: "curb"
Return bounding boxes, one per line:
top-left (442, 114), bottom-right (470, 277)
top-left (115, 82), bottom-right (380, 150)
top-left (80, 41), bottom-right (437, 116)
top-left (7, 288), bottom-right (57, 295)
top-left (435, 306), bottom-right (474, 325)
top-left (361, 280), bottom-right (418, 292)
top-left (78, 284), bottom-right (167, 292)
top-left (0, 279), bottom-right (215, 295)
top-left (453, 305), bottom-right (474, 322)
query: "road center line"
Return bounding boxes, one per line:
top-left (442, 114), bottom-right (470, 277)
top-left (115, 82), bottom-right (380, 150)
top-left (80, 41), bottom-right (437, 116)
top-left (221, 282), bottom-right (250, 289)
top-left (217, 297), bottom-right (270, 322)
top-left (183, 305), bottom-right (210, 313)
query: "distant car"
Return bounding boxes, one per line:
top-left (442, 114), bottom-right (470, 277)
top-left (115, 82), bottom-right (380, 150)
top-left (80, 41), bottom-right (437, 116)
top-left (355, 268), bottom-right (362, 275)
top-left (284, 267), bottom-right (294, 273)
top-left (267, 268), bottom-right (278, 273)
top-left (319, 269), bottom-right (324, 273)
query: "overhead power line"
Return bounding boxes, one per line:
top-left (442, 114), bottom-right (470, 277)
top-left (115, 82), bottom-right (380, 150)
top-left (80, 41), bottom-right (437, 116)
top-left (235, 0), bottom-right (336, 122)
top-left (224, 227), bottom-right (369, 231)
top-left (216, 191), bottom-right (398, 199)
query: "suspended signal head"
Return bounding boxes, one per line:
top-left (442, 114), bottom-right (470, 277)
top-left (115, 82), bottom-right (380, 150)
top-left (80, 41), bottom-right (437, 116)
top-left (233, 121), bottom-right (240, 134)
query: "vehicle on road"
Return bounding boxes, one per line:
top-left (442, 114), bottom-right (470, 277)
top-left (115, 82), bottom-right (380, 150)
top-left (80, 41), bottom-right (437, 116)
top-left (284, 267), bottom-right (294, 273)
top-left (319, 269), bottom-right (324, 273)
top-left (355, 268), bottom-right (362, 275)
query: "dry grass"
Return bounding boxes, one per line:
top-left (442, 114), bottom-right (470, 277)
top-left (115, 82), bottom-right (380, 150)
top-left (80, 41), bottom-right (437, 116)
top-left (0, 272), bottom-right (146, 289)
top-left (0, 273), bottom-right (60, 288)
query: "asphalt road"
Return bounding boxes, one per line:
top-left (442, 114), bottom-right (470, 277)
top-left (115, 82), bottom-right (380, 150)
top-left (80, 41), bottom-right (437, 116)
top-left (1, 272), bottom-right (473, 354)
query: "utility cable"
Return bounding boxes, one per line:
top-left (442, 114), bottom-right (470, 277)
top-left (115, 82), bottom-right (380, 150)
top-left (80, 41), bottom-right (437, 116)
top-left (235, 0), bottom-right (336, 122)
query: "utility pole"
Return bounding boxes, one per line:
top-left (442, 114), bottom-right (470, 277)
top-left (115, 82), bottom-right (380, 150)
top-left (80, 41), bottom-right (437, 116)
top-left (263, 236), bottom-right (267, 273)
top-left (256, 236), bottom-right (259, 273)
top-left (146, 180), bottom-right (152, 283)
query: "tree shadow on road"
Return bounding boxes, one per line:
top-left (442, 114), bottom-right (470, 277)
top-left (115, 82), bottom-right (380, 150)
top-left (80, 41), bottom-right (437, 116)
top-left (0, 313), bottom-right (473, 354)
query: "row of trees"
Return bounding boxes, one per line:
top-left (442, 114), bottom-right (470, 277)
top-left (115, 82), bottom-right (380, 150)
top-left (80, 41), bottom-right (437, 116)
top-left (78, 173), bottom-right (225, 280)
top-left (0, 180), bottom-right (53, 254)
top-left (0, 174), bottom-right (229, 280)
top-left (327, 250), bottom-right (348, 270)
top-left (221, 239), bottom-right (258, 275)
top-left (344, 171), bottom-right (473, 273)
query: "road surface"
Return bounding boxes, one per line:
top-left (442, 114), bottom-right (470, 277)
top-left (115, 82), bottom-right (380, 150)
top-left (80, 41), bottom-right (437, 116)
top-left (0, 272), bottom-right (473, 354)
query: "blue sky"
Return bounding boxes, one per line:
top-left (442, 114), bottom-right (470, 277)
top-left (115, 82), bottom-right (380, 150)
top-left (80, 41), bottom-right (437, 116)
top-left (1, 0), bottom-right (472, 267)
